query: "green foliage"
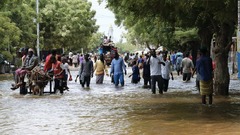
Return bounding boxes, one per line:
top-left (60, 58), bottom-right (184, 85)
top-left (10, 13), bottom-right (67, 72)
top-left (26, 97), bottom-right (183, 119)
top-left (106, 0), bottom-right (237, 49)
top-left (175, 28), bottom-right (199, 45)
top-left (6, 0), bottom-right (36, 48)
top-left (106, 0), bottom-right (237, 95)
top-left (0, 13), bottom-right (21, 61)
top-left (115, 42), bottom-right (138, 53)
top-left (88, 32), bottom-right (104, 51)
top-left (40, 0), bottom-right (98, 51)
top-left (1, 50), bottom-right (13, 62)
top-left (0, 0), bottom-right (99, 62)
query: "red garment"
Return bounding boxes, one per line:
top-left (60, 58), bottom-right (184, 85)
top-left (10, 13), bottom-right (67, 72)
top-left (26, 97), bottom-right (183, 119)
top-left (212, 61), bottom-right (216, 70)
top-left (56, 54), bottom-right (61, 61)
top-left (44, 54), bottom-right (52, 72)
top-left (52, 61), bottom-right (64, 79)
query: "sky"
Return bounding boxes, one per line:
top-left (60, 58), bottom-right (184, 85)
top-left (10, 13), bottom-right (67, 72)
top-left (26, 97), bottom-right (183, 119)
top-left (89, 0), bottom-right (126, 42)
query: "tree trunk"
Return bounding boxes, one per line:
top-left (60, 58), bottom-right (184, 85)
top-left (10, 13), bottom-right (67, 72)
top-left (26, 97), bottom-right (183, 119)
top-left (214, 48), bottom-right (229, 95)
top-left (185, 41), bottom-right (200, 66)
top-left (213, 23), bottom-right (234, 96)
top-left (198, 27), bottom-right (213, 54)
top-left (231, 42), bottom-right (237, 74)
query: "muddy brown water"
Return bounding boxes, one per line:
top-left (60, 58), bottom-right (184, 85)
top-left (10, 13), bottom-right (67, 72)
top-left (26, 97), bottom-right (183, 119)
top-left (0, 70), bottom-right (240, 135)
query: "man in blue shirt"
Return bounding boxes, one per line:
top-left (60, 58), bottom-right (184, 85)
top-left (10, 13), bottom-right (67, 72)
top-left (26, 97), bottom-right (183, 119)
top-left (170, 51), bottom-right (176, 70)
top-left (110, 53), bottom-right (126, 86)
top-left (196, 48), bottom-right (213, 105)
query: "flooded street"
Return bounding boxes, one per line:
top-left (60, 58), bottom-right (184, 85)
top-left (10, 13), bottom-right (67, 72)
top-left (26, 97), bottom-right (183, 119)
top-left (1, 68), bottom-right (240, 135)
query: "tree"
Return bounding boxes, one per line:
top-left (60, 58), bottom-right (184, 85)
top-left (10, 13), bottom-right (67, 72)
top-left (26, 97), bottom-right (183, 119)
top-left (40, 0), bottom-right (98, 51)
top-left (106, 0), bottom-right (237, 95)
top-left (4, 0), bottom-right (37, 48)
top-left (88, 32), bottom-right (104, 52)
top-left (0, 0), bottom-right (36, 55)
top-left (116, 42), bottom-right (137, 53)
top-left (174, 28), bottom-right (200, 65)
top-left (0, 13), bottom-right (21, 61)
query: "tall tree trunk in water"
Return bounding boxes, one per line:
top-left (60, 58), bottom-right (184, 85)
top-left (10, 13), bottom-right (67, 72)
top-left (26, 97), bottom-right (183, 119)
top-left (187, 41), bottom-right (200, 66)
top-left (198, 27), bottom-right (213, 53)
top-left (213, 23), bottom-right (234, 95)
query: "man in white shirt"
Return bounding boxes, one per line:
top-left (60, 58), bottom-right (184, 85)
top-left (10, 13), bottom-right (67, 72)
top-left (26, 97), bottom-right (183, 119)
top-left (61, 56), bottom-right (72, 90)
top-left (72, 53), bottom-right (79, 67)
top-left (181, 52), bottom-right (194, 82)
top-left (148, 49), bottom-right (165, 94)
top-left (161, 54), bottom-right (174, 92)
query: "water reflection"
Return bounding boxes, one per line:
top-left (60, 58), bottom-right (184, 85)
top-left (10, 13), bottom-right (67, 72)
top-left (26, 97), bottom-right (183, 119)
top-left (0, 71), bottom-right (240, 135)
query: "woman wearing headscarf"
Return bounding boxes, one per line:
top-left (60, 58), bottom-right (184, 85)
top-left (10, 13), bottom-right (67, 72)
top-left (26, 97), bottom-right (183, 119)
top-left (94, 54), bottom-right (109, 84)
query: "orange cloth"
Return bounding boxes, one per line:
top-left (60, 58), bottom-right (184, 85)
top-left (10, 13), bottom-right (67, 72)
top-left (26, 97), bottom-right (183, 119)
top-left (52, 61), bottom-right (64, 79)
top-left (44, 54), bottom-right (52, 72)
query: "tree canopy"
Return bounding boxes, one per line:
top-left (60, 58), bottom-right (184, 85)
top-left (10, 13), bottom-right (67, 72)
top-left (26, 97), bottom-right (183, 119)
top-left (0, 0), bottom-right (237, 95)
top-left (0, 0), bottom-right (99, 60)
top-left (105, 0), bottom-right (237, 95)
top-left (40, 0), bottom-right (98, 51)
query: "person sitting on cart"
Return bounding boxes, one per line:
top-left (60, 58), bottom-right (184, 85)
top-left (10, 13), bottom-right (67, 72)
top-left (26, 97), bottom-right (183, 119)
top-left (103, 36), bottom-right (108, 44)
top-left (11, 48), bottom-right (38, 90)
top-left (102, 36), bottom-right (114, 46)
top-left (107, 36), bottom-right (112, 43)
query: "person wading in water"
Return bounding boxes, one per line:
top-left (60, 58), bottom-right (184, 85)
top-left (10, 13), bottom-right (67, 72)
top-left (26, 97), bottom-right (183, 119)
top-left (94, 54), bottom-right (109, 84)
top-left (196, 48), bottom-right (214, 105)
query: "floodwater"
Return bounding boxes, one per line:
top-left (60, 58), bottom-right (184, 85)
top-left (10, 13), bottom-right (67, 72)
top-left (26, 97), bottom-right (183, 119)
top-left (0, 68), bottom-right (240, 135)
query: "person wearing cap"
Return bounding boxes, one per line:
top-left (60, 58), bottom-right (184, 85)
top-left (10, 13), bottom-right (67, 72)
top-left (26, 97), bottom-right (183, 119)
top-left (11, 48), bottom-right (38, 90)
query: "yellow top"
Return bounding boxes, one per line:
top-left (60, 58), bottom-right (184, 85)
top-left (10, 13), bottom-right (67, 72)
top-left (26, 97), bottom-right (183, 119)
top-left (94, 60), bottom-right (108, 75)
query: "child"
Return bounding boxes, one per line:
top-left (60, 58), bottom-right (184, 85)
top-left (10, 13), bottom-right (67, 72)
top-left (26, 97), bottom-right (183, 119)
top-left (176, 55), bottom-right (183, 76)
top-left (142, 54), bottom-right (151, 88)
top-left (161, 54), bottom-right (174, 92)
top-left (61, 56), bottom-right (71, 90)
top-left (129, 60), bottom-right (140, 84)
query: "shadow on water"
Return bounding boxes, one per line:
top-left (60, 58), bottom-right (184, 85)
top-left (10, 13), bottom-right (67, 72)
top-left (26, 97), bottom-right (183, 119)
top-left (123, 93), bottom-right (240, 135)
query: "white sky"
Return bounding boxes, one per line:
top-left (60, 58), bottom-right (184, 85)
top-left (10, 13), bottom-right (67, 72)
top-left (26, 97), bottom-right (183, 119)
top-left (89, 0), bottom-right (126, 42)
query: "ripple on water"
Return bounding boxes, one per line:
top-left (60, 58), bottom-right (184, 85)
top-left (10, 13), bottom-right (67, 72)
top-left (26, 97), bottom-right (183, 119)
top-left (0, 70), bottom-right (240, 134)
